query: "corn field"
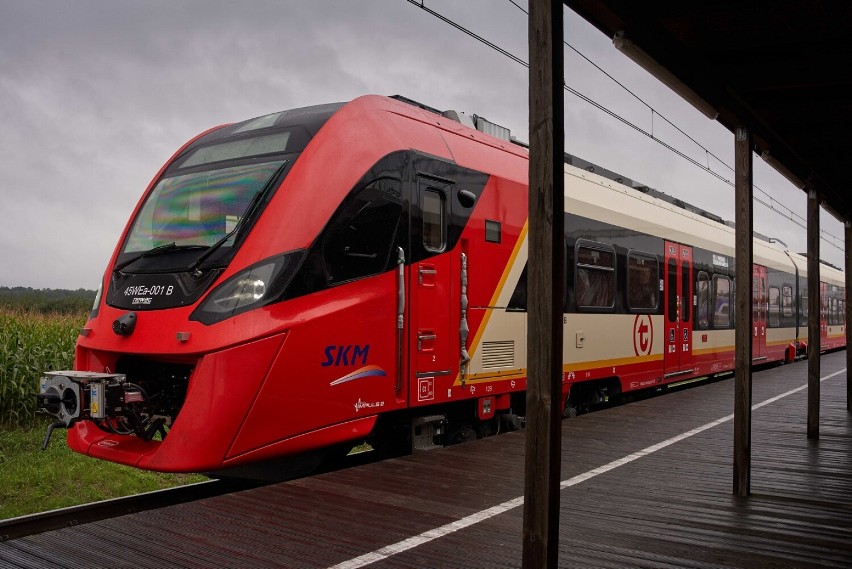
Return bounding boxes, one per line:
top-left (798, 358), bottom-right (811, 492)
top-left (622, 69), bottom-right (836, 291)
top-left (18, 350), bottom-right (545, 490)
top-left (0, 308), bottom-right (84, 428)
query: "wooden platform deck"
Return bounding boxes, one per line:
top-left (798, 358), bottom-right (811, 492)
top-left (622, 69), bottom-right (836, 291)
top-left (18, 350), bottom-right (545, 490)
top-left (2, 351), bottom-right (850, 568)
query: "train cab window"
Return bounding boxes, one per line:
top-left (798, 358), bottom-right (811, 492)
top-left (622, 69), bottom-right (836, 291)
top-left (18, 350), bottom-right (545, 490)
top-left (322, 178), bottom-right (403, 285)
top-left (768, 286), bottom-right (781, 327)
top-left (422, 189), bottom-right (446, 252)
top-left (696, 272), bottom-right (710, 329)
top-left (576, 241), bottom-right (615, 310)
top-left (627, 251), bottom-right (658, 311)
top-left (782, 285), bottom-right (793, 317)
top-left (712, 275), bottom-right (732, 328)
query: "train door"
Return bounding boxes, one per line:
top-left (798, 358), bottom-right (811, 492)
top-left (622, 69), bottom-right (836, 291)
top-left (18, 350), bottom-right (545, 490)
top-left (410, 176), bottom-right (454, 395)
top-left (820, 281), bottom-right (828, 349)
top-left (664, 241), bottom-right (693, 376)
top-left (752, 265), bottom-right (767, 361)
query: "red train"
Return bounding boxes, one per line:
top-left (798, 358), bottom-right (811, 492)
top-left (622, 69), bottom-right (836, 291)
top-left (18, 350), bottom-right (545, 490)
top-left (38, 94), bottom-right (846, 478)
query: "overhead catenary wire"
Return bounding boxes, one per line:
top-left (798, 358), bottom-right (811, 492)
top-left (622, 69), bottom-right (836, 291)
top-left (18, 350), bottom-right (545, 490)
top-left (506, 0), bottom-right (813, 232)
top-left (404, 0), bottom-right (844, 252)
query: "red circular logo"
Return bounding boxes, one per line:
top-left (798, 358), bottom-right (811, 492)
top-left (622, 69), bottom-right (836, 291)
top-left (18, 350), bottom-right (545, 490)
top-left (633, 314), bottom-right (653, 356)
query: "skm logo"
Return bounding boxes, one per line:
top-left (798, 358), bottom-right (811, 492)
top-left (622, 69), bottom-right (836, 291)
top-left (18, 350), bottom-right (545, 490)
top-left (322, 344), bottom-right (370, 367)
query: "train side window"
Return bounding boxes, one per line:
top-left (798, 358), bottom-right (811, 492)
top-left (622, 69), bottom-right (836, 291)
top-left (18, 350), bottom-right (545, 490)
top-left (627, 251), bottom-right (658, 312)
top-left (830, 297), bottom-right (838, 325)
top-left (696, 272), bottom-right (710, 329)
top-left (782, 284), bottom-right (793, 317)
top-left (507, 265), bottom-right (527, 311)
top-left (768, 286), bottom-right (781, 327)
top-left (485, 219), bottom-right (502, 243)
top-left (575, 241), bottom-right (615, 310)
top-left (322, 178), bottom-right (403, 285)
top-left (712, 275), bottom-right (731, 328)
top-left (422, 188), bottom-right (446, 252)
top-left (800, 287), bottom-right (808, 324)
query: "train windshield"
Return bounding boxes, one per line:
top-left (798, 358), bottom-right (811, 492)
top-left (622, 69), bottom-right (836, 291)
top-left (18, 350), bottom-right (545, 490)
top-left (119, 159), bottom-right (285, 269)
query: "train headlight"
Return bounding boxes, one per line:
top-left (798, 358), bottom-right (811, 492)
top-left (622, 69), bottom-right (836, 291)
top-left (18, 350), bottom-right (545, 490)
top-left (190, 250), bottom-right (304, 324)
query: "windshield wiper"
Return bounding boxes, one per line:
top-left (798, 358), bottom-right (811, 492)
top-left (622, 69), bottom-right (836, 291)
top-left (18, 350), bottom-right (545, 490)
top-left (114, 242), bottom-right (179, 272)
top-left (185, 160), bottom-right (289, 275)
top-left (114, 242), bottom-right (207, 272)
top-left (185, 228), bottom-right (239, 276)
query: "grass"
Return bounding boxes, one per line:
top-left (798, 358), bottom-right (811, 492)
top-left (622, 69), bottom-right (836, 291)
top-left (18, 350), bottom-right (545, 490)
top-left (0, 307), bottom-right (205, 519)
top-left (0, 423), bottom-right (205, 519)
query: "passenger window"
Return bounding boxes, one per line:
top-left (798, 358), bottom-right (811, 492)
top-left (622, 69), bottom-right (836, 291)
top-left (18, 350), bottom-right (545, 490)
top-left (576, 242), bottom-right (615, 310)
top-left (422, 188), bottom-right (446, 252)
top-left (696, 272), bottom-right (710, 329)
top-left (713, 275), bottom-right (731, 328)
top-left (768, 286), bottom-right (780, 327)
top-left (627, 251), bottom-right (658, 311)
top-left (782, 285), bottom-right (793, 317)
top-left (507, 265), bottom-right (528, 311)
top-left (322, 178), bottom-right (403, 285)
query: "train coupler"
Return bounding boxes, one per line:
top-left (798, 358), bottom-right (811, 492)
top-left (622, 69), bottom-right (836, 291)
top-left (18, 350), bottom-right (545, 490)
top-left (36, 371), bottom-right (128, 448)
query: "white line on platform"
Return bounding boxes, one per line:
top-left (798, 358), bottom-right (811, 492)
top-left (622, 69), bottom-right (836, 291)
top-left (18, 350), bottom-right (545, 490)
top-left (327, 369), bottom-right (846, 569)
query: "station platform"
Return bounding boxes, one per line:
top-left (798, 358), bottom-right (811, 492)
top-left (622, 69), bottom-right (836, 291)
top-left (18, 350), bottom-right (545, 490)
top-left (2, 351), bottom-right (850, 568)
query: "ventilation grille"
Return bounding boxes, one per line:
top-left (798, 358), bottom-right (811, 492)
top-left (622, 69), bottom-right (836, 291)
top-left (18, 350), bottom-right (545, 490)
top-left (481, 340), bottom-right (515, 369)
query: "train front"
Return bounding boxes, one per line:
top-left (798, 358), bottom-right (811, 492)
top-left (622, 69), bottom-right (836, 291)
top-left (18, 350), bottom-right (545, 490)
top-left (36, 101), bottom-right (383, 477)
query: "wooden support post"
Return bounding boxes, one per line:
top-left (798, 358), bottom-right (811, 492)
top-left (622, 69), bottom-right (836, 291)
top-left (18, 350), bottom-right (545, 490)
top-left (733, 126), bottom-right (753, 497)
top-left (846, 220), bottom-right (850, 413)
top-left (523, 0), bottom-right (564, 567)
top-left (807, 189), bottom-right (820, 438)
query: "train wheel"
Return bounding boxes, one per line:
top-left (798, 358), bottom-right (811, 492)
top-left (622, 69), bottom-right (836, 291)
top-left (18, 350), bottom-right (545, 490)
top-left (563, 402), bottom-right (578, 418)
top-left (450, 426), bottom-right (478, 445)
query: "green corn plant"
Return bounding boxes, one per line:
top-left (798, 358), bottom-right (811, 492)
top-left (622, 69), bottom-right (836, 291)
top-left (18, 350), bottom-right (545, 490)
top-left (0, 309), bottom-right (84, 428)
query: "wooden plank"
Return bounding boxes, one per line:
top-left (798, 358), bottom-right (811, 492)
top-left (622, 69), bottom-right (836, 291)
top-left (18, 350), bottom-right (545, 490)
top-left (523, 0), bottom-right (564, 568)
top-left (807, 188), bottom-right (820, 438)
top-left (733, 126), bottom-right (753, 496)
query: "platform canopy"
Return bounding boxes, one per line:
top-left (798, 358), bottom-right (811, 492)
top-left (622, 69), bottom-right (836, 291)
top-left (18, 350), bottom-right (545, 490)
top-left (564, 0), bottom-right (852, 221)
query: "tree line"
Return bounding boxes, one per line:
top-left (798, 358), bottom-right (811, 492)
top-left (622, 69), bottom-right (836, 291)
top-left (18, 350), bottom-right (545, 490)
top-left (0, 286), bottom-right (96, 314)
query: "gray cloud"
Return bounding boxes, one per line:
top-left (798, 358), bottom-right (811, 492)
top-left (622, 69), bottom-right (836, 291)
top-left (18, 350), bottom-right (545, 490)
top-left (0, 0), bottom-right (842, 288)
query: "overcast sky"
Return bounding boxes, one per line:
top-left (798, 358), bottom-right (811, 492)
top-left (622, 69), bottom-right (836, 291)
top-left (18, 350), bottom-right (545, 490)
top-left (1, 0), bottom-right (844, 289)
